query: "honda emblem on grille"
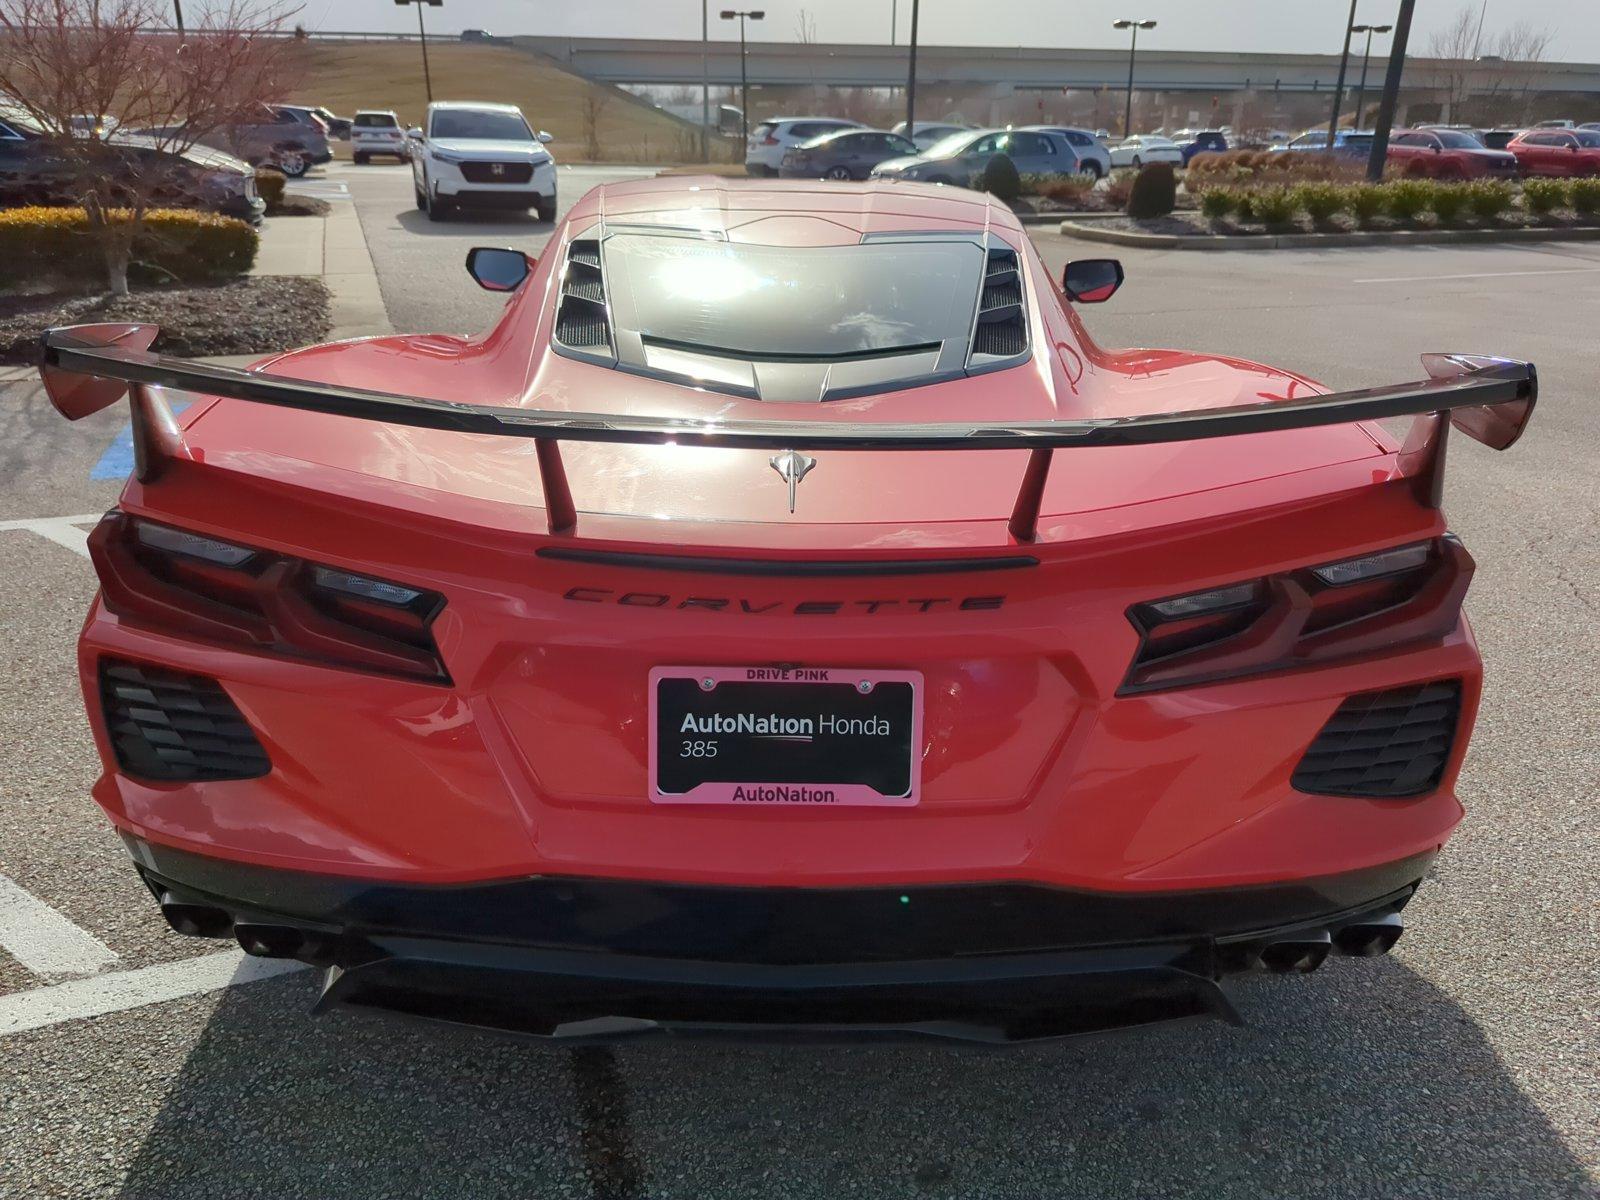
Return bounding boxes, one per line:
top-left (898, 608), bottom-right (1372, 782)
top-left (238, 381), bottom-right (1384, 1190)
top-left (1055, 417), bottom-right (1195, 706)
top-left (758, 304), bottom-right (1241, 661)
top-left (769, 450), bottom-right (816, 513)
top-left (491, 162), bottom-right (506, 176)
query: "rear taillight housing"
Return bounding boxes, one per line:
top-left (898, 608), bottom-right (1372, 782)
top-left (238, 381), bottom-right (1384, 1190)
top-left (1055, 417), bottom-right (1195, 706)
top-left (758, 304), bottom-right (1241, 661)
top-left (1122, 537), bottom-right (1472, 694)
top-left (763, 133), bottom-right (780, 145)
top-left (88, 511), bottom-right (451, 685)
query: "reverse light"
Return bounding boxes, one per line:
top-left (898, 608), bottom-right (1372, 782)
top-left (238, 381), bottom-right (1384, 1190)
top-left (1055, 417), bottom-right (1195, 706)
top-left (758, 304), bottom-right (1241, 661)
top-left (1123, 537), bottom-right (1473, 694)
top-left (1311, 542), bottom-right (1432, 586)
top-left (89, 511), bottom-right (451, 685)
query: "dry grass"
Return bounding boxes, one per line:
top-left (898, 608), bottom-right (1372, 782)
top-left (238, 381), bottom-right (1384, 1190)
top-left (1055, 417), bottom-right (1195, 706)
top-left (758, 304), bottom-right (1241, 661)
top-left (286, 40), bottom-right (729, 164)
top-left (655, 163), bottom-right (752, 177)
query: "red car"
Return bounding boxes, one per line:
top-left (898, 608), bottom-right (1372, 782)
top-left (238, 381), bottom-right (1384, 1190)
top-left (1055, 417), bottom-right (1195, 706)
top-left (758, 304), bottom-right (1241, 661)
top-left (1388, 128), bottom-right (1520, 179)
top-left (1505, 127), bottom-right (1600, 176)
top-left (40, 179), bottom-right (1536, 1044)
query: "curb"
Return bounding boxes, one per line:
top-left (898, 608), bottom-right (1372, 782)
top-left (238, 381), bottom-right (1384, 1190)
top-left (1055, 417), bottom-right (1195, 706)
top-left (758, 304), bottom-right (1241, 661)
top-left (1058, 220), bottom-right (1600, 250)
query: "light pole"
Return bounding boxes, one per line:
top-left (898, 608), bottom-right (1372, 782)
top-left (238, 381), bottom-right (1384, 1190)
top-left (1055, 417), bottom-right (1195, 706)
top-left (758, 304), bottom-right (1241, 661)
top-left (905, 0), bottom-right (919, 135)
top-left (1325, 0), bottom-right (1358, 151)
top-left (1351, 23), bottom-right (1392, 129)
top-left (393, 0), bottom-right (442, 104)
top-left (891, 0), bottom-right (897, 46)
top-left (721, 10), bottom-right (764, 146)
top-left (701, 1), bottom-right (709, 160)
top-left (1112, 19), bottom-right (1156, 139)
top-left (1365, 0), bottom-right (1415, 182)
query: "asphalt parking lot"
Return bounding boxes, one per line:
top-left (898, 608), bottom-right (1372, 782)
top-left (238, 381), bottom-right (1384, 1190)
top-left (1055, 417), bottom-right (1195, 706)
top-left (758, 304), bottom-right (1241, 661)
top-left (1, 174), bottom-right (1596, 1199)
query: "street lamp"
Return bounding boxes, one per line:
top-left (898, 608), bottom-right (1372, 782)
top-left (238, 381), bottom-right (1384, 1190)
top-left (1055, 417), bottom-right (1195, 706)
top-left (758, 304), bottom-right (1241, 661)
top-left (1351, 23), bottom-right (1393, 130)
top-left (720, 9), bottom-right (764, 145)
top-left (393, 0), bottom-right (443, 104)
top-left (1111, 19), bottom-right (1156, 139)
top-left (1325, 0), bottom-right (1359, 152)
top-left (905, 0), bottom-right (920, 136)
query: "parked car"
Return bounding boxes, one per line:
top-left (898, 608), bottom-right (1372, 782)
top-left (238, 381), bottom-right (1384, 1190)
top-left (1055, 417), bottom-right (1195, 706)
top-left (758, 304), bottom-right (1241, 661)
top-left (870, 127), bottom-right (1081, 187)
top-left (409, 101), bottom-right (557, 222)
top-left (351, 110), bottom-right (408, 164)
top-left (1534, 119), bottom-right (1576, 129)
top-left (745, 117), bottom-right (866, 176)
top-left (1023, 125), bottom-right (1111, 177)
top-left (1387, 129), bottom-right (1518, 179)
top-left (68, 113), bottom-right (121, 138)
top-left (308, 106), bottom-right (352, 140)
top-left (144, 103), bottom-right (332, 177)
top-left (1505, 128), bottom-right (1600, 176)
top-left (460, 28), bottom-right (494, 42)
top-left (1580, 122), bottom-right (1600, 133)
top-left (37, 176), bottom-right (1539, 1044)
top-left (1274, 129), bottom-right (1374, 159)
top-left (1107, 134), bottom-right (1182, 168)
top-left (780, 128), bottom-right (918, 180)
top-left (0, 107), bottom-right (263, 222)
top-left (890, 120), bottom-right (973, 150)
top-left (1480, 128), bottom-right (1522, 150)
top-left (1172, 129), bottom-right (1228, 165)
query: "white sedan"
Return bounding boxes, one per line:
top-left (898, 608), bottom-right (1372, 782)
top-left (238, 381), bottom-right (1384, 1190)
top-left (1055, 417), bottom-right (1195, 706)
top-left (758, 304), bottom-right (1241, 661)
top-left (1108, 135), bottom-right (1183, 168)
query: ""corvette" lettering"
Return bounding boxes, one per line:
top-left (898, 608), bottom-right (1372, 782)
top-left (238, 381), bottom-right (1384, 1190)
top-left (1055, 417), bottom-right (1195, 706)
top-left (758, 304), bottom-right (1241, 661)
top-left (564, 587), bottom-right (1004, 613)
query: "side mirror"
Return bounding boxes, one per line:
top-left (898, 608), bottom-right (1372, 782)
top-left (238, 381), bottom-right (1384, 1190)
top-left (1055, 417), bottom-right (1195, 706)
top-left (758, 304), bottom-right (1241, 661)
top-left (537, 130), bottom-right (553, 144)
top-left (466, 246), bottom-right (531, 292)
top-left (407, 127), bottom-right (423, 140)
top-left (1431, 144), bottom-right (1442, 153)
top-left (1062, 258), bottom-right (1124, 304)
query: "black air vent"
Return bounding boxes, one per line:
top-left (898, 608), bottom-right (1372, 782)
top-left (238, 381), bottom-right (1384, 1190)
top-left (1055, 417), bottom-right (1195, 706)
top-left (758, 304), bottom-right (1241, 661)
top-left (1291, 681), bottom-right (1462, 798)
top-left (100, 659), bottom-right (270, 782)
top-left (971, 246), bottom-right (1027, 361)
top-left (554, 238), bottom-right (611, 356)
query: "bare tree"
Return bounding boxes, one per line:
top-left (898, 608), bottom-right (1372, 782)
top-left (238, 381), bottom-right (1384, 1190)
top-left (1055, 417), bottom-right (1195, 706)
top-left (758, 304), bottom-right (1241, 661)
top-left (581, 91), bottom-right (611, 161)
top-left (1427, 5), bottom-right (1479, 120)
top-left (0, 0), bottom-right (298, 295)
top-left (793, 8), bottom-right (817, 44)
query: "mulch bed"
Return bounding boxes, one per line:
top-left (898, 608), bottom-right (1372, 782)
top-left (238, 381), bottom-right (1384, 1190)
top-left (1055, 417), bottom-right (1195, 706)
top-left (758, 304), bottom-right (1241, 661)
top-left (267, 195), bottom-right (331, 218)
top-left (0, 276), bottom-right (331, 365)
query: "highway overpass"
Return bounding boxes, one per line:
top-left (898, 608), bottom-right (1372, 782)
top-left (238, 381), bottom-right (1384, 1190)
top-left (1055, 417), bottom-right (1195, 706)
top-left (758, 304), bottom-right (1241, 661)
top-left (512, 35), bottom-right (1600, 100)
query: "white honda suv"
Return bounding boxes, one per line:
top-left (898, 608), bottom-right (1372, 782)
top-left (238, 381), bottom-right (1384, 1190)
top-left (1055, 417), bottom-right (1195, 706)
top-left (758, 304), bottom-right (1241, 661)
top-left (408, 101), bottom-right (556, 223)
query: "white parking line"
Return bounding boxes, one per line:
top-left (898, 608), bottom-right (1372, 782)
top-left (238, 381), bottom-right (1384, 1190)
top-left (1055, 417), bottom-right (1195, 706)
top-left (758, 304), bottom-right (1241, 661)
top-left (0, 874), bottom-right (118, 978)
top-left (0, 514), bottom-right (102, 558)
top-left (1353, 266), bottom-right (1600, 284)
top-left (0, 951), bottom-right (307, 1037)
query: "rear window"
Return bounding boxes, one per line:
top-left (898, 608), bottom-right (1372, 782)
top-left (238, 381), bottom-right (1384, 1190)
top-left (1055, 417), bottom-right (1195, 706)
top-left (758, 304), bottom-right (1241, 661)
top-left (1577, 131), bottom-right (1600, 147)
top-left (602, 234), bottom-right (984, 358)
top-left (354, 113), bottom-right (398, 129)
top-left (789, 122), bottom-right (851, 139)
top-left (751, 122), bottom-right (777, 139)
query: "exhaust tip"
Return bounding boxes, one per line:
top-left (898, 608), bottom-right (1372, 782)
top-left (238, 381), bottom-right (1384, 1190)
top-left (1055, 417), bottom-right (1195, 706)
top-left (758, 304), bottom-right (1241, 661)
top-left (158, 896), bottom-right (233, 938)
top-left (234, 923), bottom-right (305, 959)
top-left (1258, 931), bottom-right (1333, 974)
top-left (1333, 912), bottom-right (1404, 957)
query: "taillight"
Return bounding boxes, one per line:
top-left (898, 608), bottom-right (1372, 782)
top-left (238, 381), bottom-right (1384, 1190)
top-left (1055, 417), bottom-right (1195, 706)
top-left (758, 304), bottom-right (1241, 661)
top-left (88, 511), bottom-right (451, 685)
top-left (1122, 537), bottom-right (1472, 694)
top-left (763, 134), bottom-right (780, 145)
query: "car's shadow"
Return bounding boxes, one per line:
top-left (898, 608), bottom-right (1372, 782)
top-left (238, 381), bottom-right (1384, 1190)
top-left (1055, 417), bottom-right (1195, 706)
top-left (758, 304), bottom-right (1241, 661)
top-left (394, 208), bottom-right (554, 237)
top-left (109, 957), bottom-right (1592, 1199)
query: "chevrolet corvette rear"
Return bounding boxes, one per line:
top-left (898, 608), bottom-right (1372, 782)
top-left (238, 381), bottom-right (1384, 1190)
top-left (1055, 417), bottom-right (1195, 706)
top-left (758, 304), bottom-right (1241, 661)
top-left (40, 178), bottom-right (1536, 1043)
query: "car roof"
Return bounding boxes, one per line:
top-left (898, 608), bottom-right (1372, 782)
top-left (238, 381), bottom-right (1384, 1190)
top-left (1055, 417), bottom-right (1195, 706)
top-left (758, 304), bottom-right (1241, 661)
top-left (355, 109), bottom-right (399, 116)
top-left (428, 101), bottom-right (522, 113)
top-left (568, 175), bottom-right (1025, 235)
top-left (760, 116), bottom-right (863, 125)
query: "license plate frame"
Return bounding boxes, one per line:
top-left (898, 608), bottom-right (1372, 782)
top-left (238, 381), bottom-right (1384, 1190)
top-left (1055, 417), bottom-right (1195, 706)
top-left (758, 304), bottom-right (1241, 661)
top-left (648, 666), bottom-right (923, 807)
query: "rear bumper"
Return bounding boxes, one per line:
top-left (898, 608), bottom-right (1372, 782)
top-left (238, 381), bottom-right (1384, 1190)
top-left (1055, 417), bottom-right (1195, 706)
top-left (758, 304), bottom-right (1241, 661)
top-left (128, 835), bottom-right (1431, 1044)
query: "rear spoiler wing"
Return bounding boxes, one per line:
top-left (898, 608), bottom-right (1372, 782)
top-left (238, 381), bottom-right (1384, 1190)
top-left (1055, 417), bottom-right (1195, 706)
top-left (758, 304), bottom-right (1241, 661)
top-left (39, 323), bottom-right (1536, 543)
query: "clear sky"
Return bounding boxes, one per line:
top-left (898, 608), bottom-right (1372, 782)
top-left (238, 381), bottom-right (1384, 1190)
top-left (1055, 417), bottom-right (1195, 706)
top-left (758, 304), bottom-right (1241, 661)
top-left (303, 1), bottom-right (1597, 62)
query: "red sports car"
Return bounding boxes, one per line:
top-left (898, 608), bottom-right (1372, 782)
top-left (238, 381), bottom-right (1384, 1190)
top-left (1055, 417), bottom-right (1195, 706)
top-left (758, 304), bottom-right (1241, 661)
top-left (41, 178), bottom-right (1536, 1044)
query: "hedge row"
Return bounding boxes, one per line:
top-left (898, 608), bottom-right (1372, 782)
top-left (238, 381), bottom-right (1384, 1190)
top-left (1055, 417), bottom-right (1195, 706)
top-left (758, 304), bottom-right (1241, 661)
top-left (1195, 177), bottom-right (1600, 228)
top-left (0, 206), bottom-right (258, 286)
top-left (1187, 149), bottom-right (1363, 187)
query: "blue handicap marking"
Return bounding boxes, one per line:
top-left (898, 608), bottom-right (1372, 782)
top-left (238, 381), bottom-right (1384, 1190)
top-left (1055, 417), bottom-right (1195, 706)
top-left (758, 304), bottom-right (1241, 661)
top-left (91, 401), bottom-right (192, 480)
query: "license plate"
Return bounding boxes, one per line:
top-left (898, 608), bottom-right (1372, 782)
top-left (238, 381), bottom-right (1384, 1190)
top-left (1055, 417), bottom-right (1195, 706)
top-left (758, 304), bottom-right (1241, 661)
top-left (649, 666), bottom-right (922, 806)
